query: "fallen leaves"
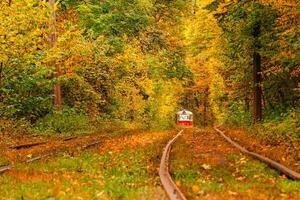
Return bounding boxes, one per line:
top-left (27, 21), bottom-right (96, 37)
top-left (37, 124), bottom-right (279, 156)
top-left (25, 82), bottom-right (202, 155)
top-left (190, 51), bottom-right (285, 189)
top-left (228, 190), bottom-right (238, 195)
top-left (98, 131), bottom-right (169, 154)
top-left (26, 154), bottom-right (33, 159)
top-left (201, 164), bottom-right (211, 170)
top-left (175, 180), bottom-right (181, 187)
top-left (192, 184), bottom-right (200, 192)
top-left (236, 176), bottom-right (246, 181)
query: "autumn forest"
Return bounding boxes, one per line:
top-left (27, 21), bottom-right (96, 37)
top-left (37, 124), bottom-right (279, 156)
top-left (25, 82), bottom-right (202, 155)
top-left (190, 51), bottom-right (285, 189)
top-left (0, 0), bottom-right (299, 199)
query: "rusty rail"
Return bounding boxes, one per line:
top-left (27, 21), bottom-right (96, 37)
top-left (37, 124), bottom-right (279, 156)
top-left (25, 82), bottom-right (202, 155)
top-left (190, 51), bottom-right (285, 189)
top-left (63, 136), bottom-right (78, 141)
top-left (10, 135), bottom-right (78, 150)
top-left (159, 130), bottom-right (187, 200)
top-left (10, 141), bottom-right (48, 150)
top-left (214, 127), bottom-right (300, 180)
top-left (0, 139), bottom-right (101, 174)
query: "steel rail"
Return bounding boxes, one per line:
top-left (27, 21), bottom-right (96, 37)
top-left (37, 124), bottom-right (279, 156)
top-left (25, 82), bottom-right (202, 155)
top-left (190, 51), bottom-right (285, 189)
top-left (159, 130), bottom-right (187, 200)
top-left (10, 141), bottom-right (48, 150)
top-left (63, 136), bottom-right (78, 141)
top-left (10, 135), bottom-right (78, 150)
top-left (0, 139), bottom-right (102, 174)
top-left (214, 127), bottom-right (300, 180)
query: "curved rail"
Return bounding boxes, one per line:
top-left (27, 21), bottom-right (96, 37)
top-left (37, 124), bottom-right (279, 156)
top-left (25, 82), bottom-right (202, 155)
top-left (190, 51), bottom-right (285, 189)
top-left (159, 130), bottom-right (187, 200)
top-left (214, 127), bottom-right (300, 180)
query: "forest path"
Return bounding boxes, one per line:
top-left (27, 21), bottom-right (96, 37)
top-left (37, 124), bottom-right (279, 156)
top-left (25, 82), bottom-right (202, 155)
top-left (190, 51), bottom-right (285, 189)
top-left (170, 128), bottom-right (300, 199)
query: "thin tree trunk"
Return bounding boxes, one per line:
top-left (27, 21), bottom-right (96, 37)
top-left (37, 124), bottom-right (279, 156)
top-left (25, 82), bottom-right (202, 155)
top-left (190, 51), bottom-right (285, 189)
top-left (253, 51), bottom-right (262, 123)
top-left (203, 87), bottom-right (209, 126)
top-left (0, 62), bottom-right (3, 80)
top-left (49, 0), bottom-right (62, 108)
top-left (262, 87), bottom-right (266, 109)
top-left (244, 96), bottom-right (250, 112)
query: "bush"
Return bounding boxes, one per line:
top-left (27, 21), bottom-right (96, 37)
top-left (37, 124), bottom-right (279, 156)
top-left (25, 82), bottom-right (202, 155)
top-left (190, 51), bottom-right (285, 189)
top-left (32, 108), bottom-right (93, 135)
top-left (252, 109), bottom-right (300, 144)
top-left (224, 102), bottom-right (252, 126)
top-left (0, 64), bottom-right (53, 121)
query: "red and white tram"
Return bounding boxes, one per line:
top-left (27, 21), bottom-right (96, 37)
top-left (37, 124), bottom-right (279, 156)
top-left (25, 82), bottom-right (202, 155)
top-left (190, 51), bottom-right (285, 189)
top-left (176, 109), bottom-right (193, 126)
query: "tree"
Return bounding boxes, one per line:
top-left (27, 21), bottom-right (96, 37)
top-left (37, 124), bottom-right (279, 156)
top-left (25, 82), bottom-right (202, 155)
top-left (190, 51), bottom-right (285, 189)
top-left (49, 0), bottom-right (62, 108)
top-left (252, 18), bottom-right (262, 123)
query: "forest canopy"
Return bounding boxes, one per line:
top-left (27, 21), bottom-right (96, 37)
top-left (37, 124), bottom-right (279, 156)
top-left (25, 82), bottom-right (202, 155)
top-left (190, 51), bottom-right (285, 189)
top-left (0, 0), bottom-right (299, 136)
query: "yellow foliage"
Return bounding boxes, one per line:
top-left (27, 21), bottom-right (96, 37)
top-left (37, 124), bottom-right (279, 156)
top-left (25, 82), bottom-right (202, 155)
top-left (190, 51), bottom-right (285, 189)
top-left (184, 6), bottom-right (227, 123)
top-left (0, 0), bottom-right (49, 64)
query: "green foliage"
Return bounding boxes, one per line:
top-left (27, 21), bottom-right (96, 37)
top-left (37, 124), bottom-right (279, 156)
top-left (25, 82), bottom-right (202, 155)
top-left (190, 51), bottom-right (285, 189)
top-left (77, 0), bottom-right (151, 38)
top-left (252, 109), bottom-right (300, 144)
top-left (223, 102), bottom-right (252, 126)
top-left (217, 1), bottom-right (278, 110)
top-left (164, 50), bottom-right (194, 82)
top-left (0, 63), bottom-right (53, 121)
top-left (32, 108), bottom-right (92, 135)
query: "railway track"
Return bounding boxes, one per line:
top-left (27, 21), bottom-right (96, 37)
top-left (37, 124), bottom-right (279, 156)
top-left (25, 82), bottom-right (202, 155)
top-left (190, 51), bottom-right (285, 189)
top-left (214, 127), bottom-right (300, 180)
top-left (10, 135), bottom-right (78, 150)
top-left (160, 127), bottom-right (300, 199)
top-left (0, 137), bottom-right (102, 174)
top-left (1, 127), bottom-right (299, 198)
top-left (159, 130), bottom-right (187, 200)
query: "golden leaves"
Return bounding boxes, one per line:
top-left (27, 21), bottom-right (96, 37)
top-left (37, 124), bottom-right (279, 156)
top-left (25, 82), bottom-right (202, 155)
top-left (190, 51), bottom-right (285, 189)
top-left (191, 184), bottom-right (201, 192)
top-left (99, 131), bottom-right (168, 154)
top-left (0, 0), bottom-right (49, 64)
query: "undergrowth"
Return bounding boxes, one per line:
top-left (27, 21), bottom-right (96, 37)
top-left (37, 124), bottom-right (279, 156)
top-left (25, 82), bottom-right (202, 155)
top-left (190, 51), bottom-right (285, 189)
top-left (224, 109), bottom-right (299, 145)
top-left (32, 108), bottom-right (93, 135)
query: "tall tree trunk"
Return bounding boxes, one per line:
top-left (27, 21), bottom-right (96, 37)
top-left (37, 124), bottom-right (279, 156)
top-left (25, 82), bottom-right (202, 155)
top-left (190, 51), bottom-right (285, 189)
top-left (252, 20), bottom-right (262, 123)
top-left (49, 0), bottom-right (62, 108)
top-left (253, 51), bottom-right (262, 123)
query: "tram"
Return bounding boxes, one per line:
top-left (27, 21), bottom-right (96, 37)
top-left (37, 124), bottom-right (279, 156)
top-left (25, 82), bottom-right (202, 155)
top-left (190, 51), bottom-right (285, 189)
top-left (176, 109), bottom-right (193, 126)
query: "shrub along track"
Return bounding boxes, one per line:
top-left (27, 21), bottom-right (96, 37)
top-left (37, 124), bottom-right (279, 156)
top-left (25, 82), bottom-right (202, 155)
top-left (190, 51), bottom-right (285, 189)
top-left (169, 128), bottom-right (300, 199)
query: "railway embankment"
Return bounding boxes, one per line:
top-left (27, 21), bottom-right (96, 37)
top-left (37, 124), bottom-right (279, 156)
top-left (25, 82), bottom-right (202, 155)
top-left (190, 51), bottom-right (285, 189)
top-left (218, 126), bottom-right (300, 173)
